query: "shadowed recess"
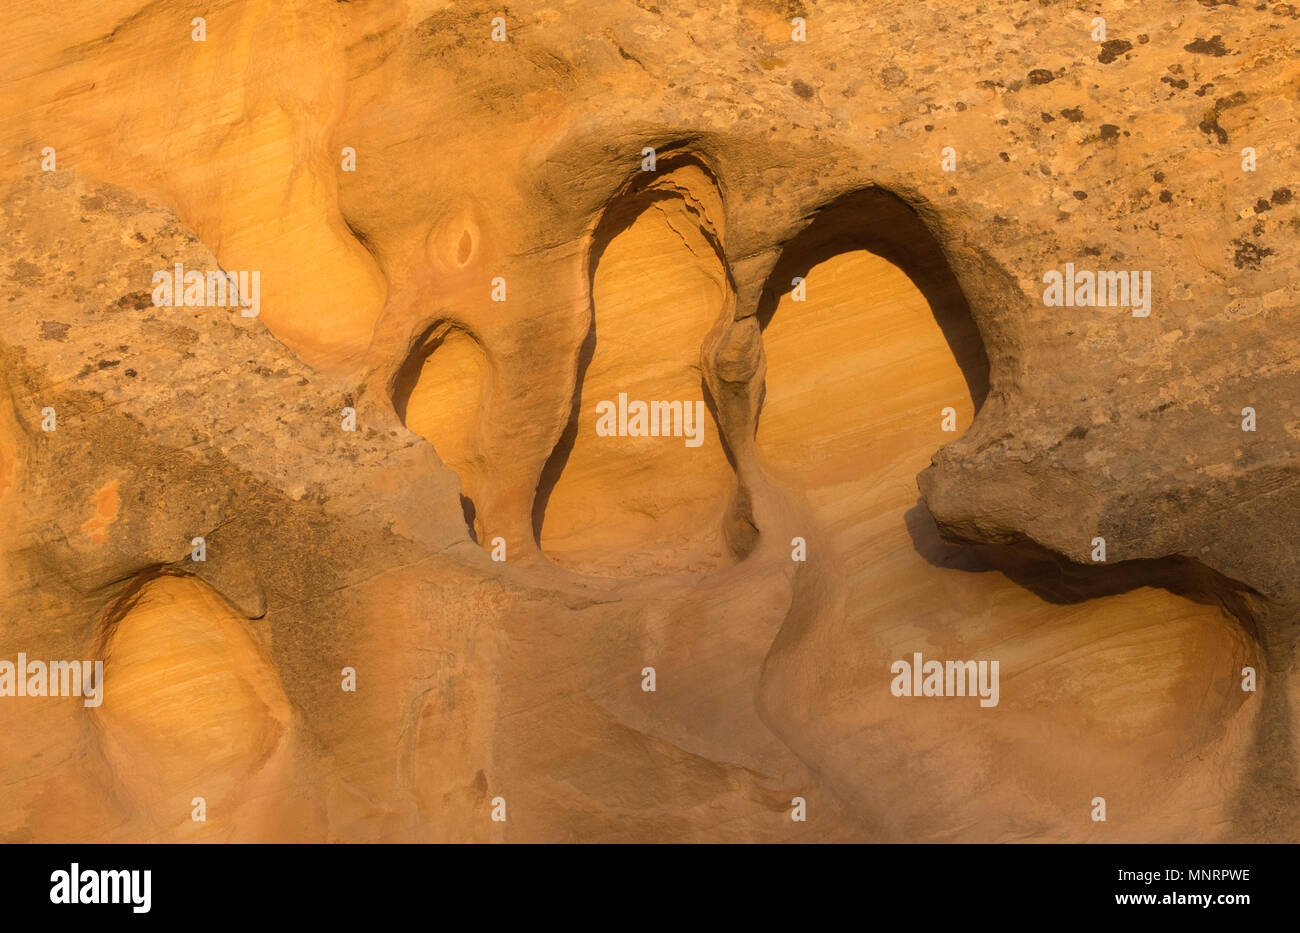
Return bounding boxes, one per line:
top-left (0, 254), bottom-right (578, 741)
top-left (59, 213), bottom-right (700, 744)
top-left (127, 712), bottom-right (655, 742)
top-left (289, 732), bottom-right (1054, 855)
top-left (92, 571), bottom-right (292, 839)
top-left (753, 190), bottom-right (1259, 841)
top-left (391, 321), bottom-right (489, 542)
top-left (534, 161), bottom-right (734, 577)
top-left (756, 187), bottom-right (989, 412)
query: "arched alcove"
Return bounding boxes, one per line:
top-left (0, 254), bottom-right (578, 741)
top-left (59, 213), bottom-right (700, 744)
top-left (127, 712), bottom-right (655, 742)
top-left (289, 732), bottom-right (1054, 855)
top-left (535, 164), bottom-right (735, 577)
top-left (93, 572), bottom-right (291, 837)
top-left (755, 189), bottom-right (1258, 841)
top-left (391, 321), bottom-right (490, 541)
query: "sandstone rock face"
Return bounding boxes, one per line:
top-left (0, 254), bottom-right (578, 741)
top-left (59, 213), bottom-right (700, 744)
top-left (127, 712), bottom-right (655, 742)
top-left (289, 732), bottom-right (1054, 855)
top-left (0, 0), bottom-right (1296, 842)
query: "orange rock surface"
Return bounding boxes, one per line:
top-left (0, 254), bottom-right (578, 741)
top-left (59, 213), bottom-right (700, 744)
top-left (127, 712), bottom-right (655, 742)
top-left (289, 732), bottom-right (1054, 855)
top-left (0, 0), bottom-right (1296, 843)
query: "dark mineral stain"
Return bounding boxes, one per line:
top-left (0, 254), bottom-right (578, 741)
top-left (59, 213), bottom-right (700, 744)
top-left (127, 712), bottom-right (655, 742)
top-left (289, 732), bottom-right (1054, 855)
top-left (879, 66), bottom-right (907, 89)
top-left (1159, 190), bottom-right (1173, 203)
top-left (1216, 91), bottom-right (1248, 110)
top-left (1255, 199), bottom-right (1272, 213)
top-left (115, 290), bottom-right (152, 311)
top-left (1060, 107), bottom-right (1084, 122)
top-left (1231, 238), bottom-right (1273, 270)
top-left (1100, 124), bottom-right (1120, 141)
top-left (1098, 39), bottom-right (1133, 64)
top-left (1271, 188), bottom-right (1293, 204)
top-left (39, 320), bottom-right (70, 341)
top-left (1199, 109), bottom-right (1229, 145)
top-left (8, 259), bottom-right (43, 284)
top-left (1185, 35), bottom-right (1230, 56)
top-left (1028, 69), bottom-right (1055, 85)
top-left (791, 78), bottom-right (815, 99)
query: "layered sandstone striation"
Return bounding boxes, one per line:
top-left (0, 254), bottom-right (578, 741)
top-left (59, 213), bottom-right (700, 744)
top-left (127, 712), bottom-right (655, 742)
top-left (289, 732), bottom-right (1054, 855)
top-left (0, 0), bottom-right (1296, 842)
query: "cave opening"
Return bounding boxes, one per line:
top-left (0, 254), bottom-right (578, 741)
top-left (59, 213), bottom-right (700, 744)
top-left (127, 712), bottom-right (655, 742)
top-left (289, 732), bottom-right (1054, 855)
top-left (391, 320), bottom-right (488, 543)
top-left (533, 158), bottom-right (735, 577)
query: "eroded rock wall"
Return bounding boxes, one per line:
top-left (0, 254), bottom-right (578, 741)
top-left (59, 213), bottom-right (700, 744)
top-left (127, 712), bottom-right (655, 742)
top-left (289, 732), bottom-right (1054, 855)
top-left (0, 0), bottom-right (1296, 842)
